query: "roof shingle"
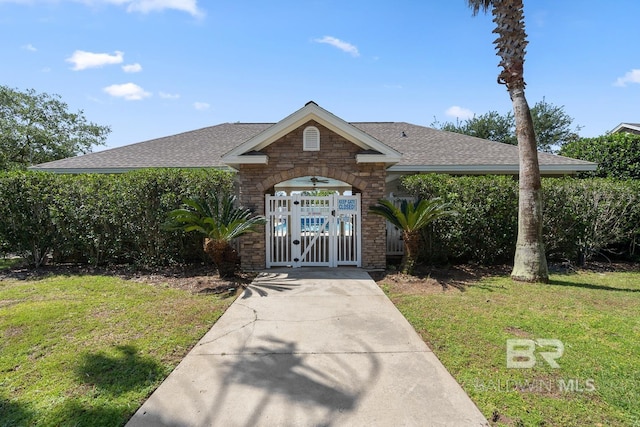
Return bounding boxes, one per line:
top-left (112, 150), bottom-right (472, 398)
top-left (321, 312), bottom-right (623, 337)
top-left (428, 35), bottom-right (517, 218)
top-left (30, 121), bottom-right (595, 173)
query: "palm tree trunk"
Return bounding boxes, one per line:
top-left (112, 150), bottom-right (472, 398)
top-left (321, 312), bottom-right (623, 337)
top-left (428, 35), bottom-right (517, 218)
top-left (402, 231), bottom-right (420, 274)
top-left (510, 87), bottom-right (549, 282)
top-left (204, 237), bottom-right (238, 278)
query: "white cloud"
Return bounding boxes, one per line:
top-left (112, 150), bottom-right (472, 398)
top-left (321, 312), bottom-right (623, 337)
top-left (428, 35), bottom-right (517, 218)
top-left (67, 50), bottom-right (124, 70)
top-left (314, 36), bottom-right (360, 57)
top-left (193, 102), bottom-right (210, 110)
top-left (22, 43), bottom-right (37, 52)
top-left (159, 92), bottom-right (180, 99)
top-left (0, 0), bottom-right (203, 17)
top-left (614, 69), bottom-right (640, 87)
top-left (103, 83), bottom-right (151, 100)
top-left (122, 63), bottom-right (142, 73)
top-left (445, 105), bottom-right (475, 120)
top-left (120, 0), bottom-right (203, 17)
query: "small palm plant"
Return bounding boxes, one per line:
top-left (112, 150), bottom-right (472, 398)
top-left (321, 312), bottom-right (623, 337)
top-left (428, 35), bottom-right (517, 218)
top-left (166, 193), bottom-right (266, 278)
top-left (370, 198), bottom-right (456, 274)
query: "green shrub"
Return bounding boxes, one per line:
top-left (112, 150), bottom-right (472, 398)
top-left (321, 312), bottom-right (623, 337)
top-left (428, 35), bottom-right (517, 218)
top-left (544, 178), bottom-right (640, 263)
top-left (559, 133), bottom-right (640, 180)
top-left (401, 174), bottom-right (640, 265)
top-left (402, 174), bottom-right (518, 264)
top-left (0, 169), bottom-right (234, 267)
top-left (0, 172), bottom-right (59, 267)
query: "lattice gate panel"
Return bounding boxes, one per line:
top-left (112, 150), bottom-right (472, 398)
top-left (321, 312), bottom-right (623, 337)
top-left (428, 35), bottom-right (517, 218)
top-left (266, 196), bottom-right (293, 267)
top-left (298, 196), bottom-right (331, 266)
top-left (266, 194), bottom-right (361, 268)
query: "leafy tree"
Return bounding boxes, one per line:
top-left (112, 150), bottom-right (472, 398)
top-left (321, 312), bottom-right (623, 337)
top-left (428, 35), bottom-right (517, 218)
top-left (433, 99), bottom-right (579, 152)
top-left (370, 198), bottom-right (456, 274)
top-left (0, 86), bottom-right (110, 170)
top-left (559, 132), bottom-right (640, 180)
top-left (434, 110), bottom-right (517, 145)
top-left (530, 98), bottom-right (580, 152)
top-left (166, 193), bottom-right (266, 277)
top-left (468, 0), bottom-right (549, 282)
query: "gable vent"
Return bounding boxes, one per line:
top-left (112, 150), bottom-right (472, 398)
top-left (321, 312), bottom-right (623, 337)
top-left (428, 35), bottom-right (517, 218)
top-left (303, 126), bottom-right (320, 151)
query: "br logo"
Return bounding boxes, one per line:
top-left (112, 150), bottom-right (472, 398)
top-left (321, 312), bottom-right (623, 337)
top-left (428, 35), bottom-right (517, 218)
top-left (506, 339), bottom-right (564, 369)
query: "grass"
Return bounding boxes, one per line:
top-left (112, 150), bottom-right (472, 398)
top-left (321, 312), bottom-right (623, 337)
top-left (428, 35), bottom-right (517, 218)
top-left (383, 270), bottom-right (640, 426)
top-left (0, 274), bottom-right (235, 426)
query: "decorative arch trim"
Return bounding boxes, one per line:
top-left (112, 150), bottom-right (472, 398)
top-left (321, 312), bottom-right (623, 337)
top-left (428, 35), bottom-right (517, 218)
top-left (256, 166), bottom-right (367, 193)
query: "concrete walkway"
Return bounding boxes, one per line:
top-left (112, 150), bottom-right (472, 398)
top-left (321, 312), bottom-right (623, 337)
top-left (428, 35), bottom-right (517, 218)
top-left (127, 268), bottom-right (488, 427)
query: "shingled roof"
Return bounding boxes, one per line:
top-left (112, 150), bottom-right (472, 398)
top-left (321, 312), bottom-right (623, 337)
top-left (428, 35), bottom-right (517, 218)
top-left (30, 120), bottom-right (596, 175)
top-left (611, 123), bottom-right (640, 135)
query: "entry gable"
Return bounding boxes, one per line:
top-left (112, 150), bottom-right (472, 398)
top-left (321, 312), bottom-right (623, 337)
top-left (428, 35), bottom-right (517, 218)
top-left (222, 101), bottom-right (402, 168)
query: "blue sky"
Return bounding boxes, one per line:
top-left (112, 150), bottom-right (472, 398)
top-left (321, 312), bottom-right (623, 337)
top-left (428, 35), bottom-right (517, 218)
top-left (1, 0), bottom-right (639, 151)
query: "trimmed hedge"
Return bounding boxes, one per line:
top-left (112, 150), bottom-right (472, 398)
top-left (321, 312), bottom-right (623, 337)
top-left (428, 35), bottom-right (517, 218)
top-left (0, 169), bottom-right (234, 267)
top-left (3, 170), bottom-right (638, 268)
top-left (401, 175), bottom-right (640, 265)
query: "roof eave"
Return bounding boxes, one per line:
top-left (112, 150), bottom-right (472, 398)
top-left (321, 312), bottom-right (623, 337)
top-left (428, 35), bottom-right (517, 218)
top-left (26, 165), bottom-right (235, 174)
top-left (387, 163), bottom-right (598, 175)
top-left (611, 123), bottom-right (640, 133)
top-left (356, 154), bottom-right (402, 166)
top-left (222, 154), bottom-right (269, 165)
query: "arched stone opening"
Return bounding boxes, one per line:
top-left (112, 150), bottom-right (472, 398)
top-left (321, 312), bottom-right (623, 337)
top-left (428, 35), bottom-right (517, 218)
top-left (256, 166), bottom-right (367, 196)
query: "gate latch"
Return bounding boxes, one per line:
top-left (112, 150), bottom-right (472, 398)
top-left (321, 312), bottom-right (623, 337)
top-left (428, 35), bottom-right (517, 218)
top-left (293, 239), bottom-right (300, 245)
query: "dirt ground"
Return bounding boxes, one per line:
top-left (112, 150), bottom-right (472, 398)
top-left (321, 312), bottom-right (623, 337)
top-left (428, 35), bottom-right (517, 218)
top-left (1, 260), bottom-right (637, 295)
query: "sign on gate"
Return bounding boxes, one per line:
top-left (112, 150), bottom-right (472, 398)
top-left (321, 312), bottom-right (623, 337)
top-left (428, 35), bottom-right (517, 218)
top-left (338, 198), bottom-right (357, 212)
top-left (266, 194), bottom-right (361, 268)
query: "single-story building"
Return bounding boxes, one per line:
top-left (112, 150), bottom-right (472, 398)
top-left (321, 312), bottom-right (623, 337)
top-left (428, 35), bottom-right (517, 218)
top-left (31, 101), bottom-right (597, 270)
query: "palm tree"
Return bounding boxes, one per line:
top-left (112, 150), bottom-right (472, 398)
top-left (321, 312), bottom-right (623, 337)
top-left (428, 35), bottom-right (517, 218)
top-left (166, 193), bottom-right (266, 278)
top-left (370, 198), bottom-right (455, 274)
top-left (467, 0), bottom-right (549, 282)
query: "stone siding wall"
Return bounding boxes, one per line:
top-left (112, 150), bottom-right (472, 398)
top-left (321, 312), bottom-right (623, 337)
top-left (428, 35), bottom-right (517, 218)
top-left (238, 120), bottom-right (387, 270)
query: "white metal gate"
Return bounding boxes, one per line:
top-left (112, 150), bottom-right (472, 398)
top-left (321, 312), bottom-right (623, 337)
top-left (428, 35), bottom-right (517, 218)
top-left (266, 194), bottom-right (361, 267)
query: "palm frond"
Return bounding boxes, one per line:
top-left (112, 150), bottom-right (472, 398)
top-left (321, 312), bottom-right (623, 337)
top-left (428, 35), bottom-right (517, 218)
top-left (370, 197), bottom-right (456, 233)
top-left (165, 192), bottom-right (266, 242)
top-left (369, 199), bottom-right (407, 230)
top-left (467, 0), bottom-right (493, 15)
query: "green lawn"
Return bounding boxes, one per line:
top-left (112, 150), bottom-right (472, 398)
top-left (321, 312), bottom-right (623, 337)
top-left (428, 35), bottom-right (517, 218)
top-left (0, 275), bottom-right (235, 426)
top-left (383, 270), bottom-right (640, 426)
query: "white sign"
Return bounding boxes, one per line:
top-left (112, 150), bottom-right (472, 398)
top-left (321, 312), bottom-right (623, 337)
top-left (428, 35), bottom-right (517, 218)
top-left (338, 198), bottom-right (357, 211)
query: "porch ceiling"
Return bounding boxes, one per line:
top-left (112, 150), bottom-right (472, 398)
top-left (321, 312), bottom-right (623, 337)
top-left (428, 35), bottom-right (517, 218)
top-left (274, 175), bottom-right (351, 192)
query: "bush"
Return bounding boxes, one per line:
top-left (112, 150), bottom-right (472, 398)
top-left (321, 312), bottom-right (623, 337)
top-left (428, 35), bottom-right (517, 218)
top-left (0, 172), bottom-right (59, 267)
top-left (544, 178), bottom-right (640, 263)
top-left (402, 175), bottom-right (518, 264)
top-left (401, 174), bottom-right (640, 265)
top-left (559, 133), bottom-right (640, 180)
top-left (0, 169), bottom-right (234, 267)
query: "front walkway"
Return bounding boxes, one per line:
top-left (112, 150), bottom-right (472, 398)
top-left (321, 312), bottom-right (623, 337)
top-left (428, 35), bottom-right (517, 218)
top-left (126, 268), bottom-right (488, 426)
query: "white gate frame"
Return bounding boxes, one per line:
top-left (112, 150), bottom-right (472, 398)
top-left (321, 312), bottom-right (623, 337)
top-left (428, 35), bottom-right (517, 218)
top-left (266, 194), bottom-right (361, 268)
